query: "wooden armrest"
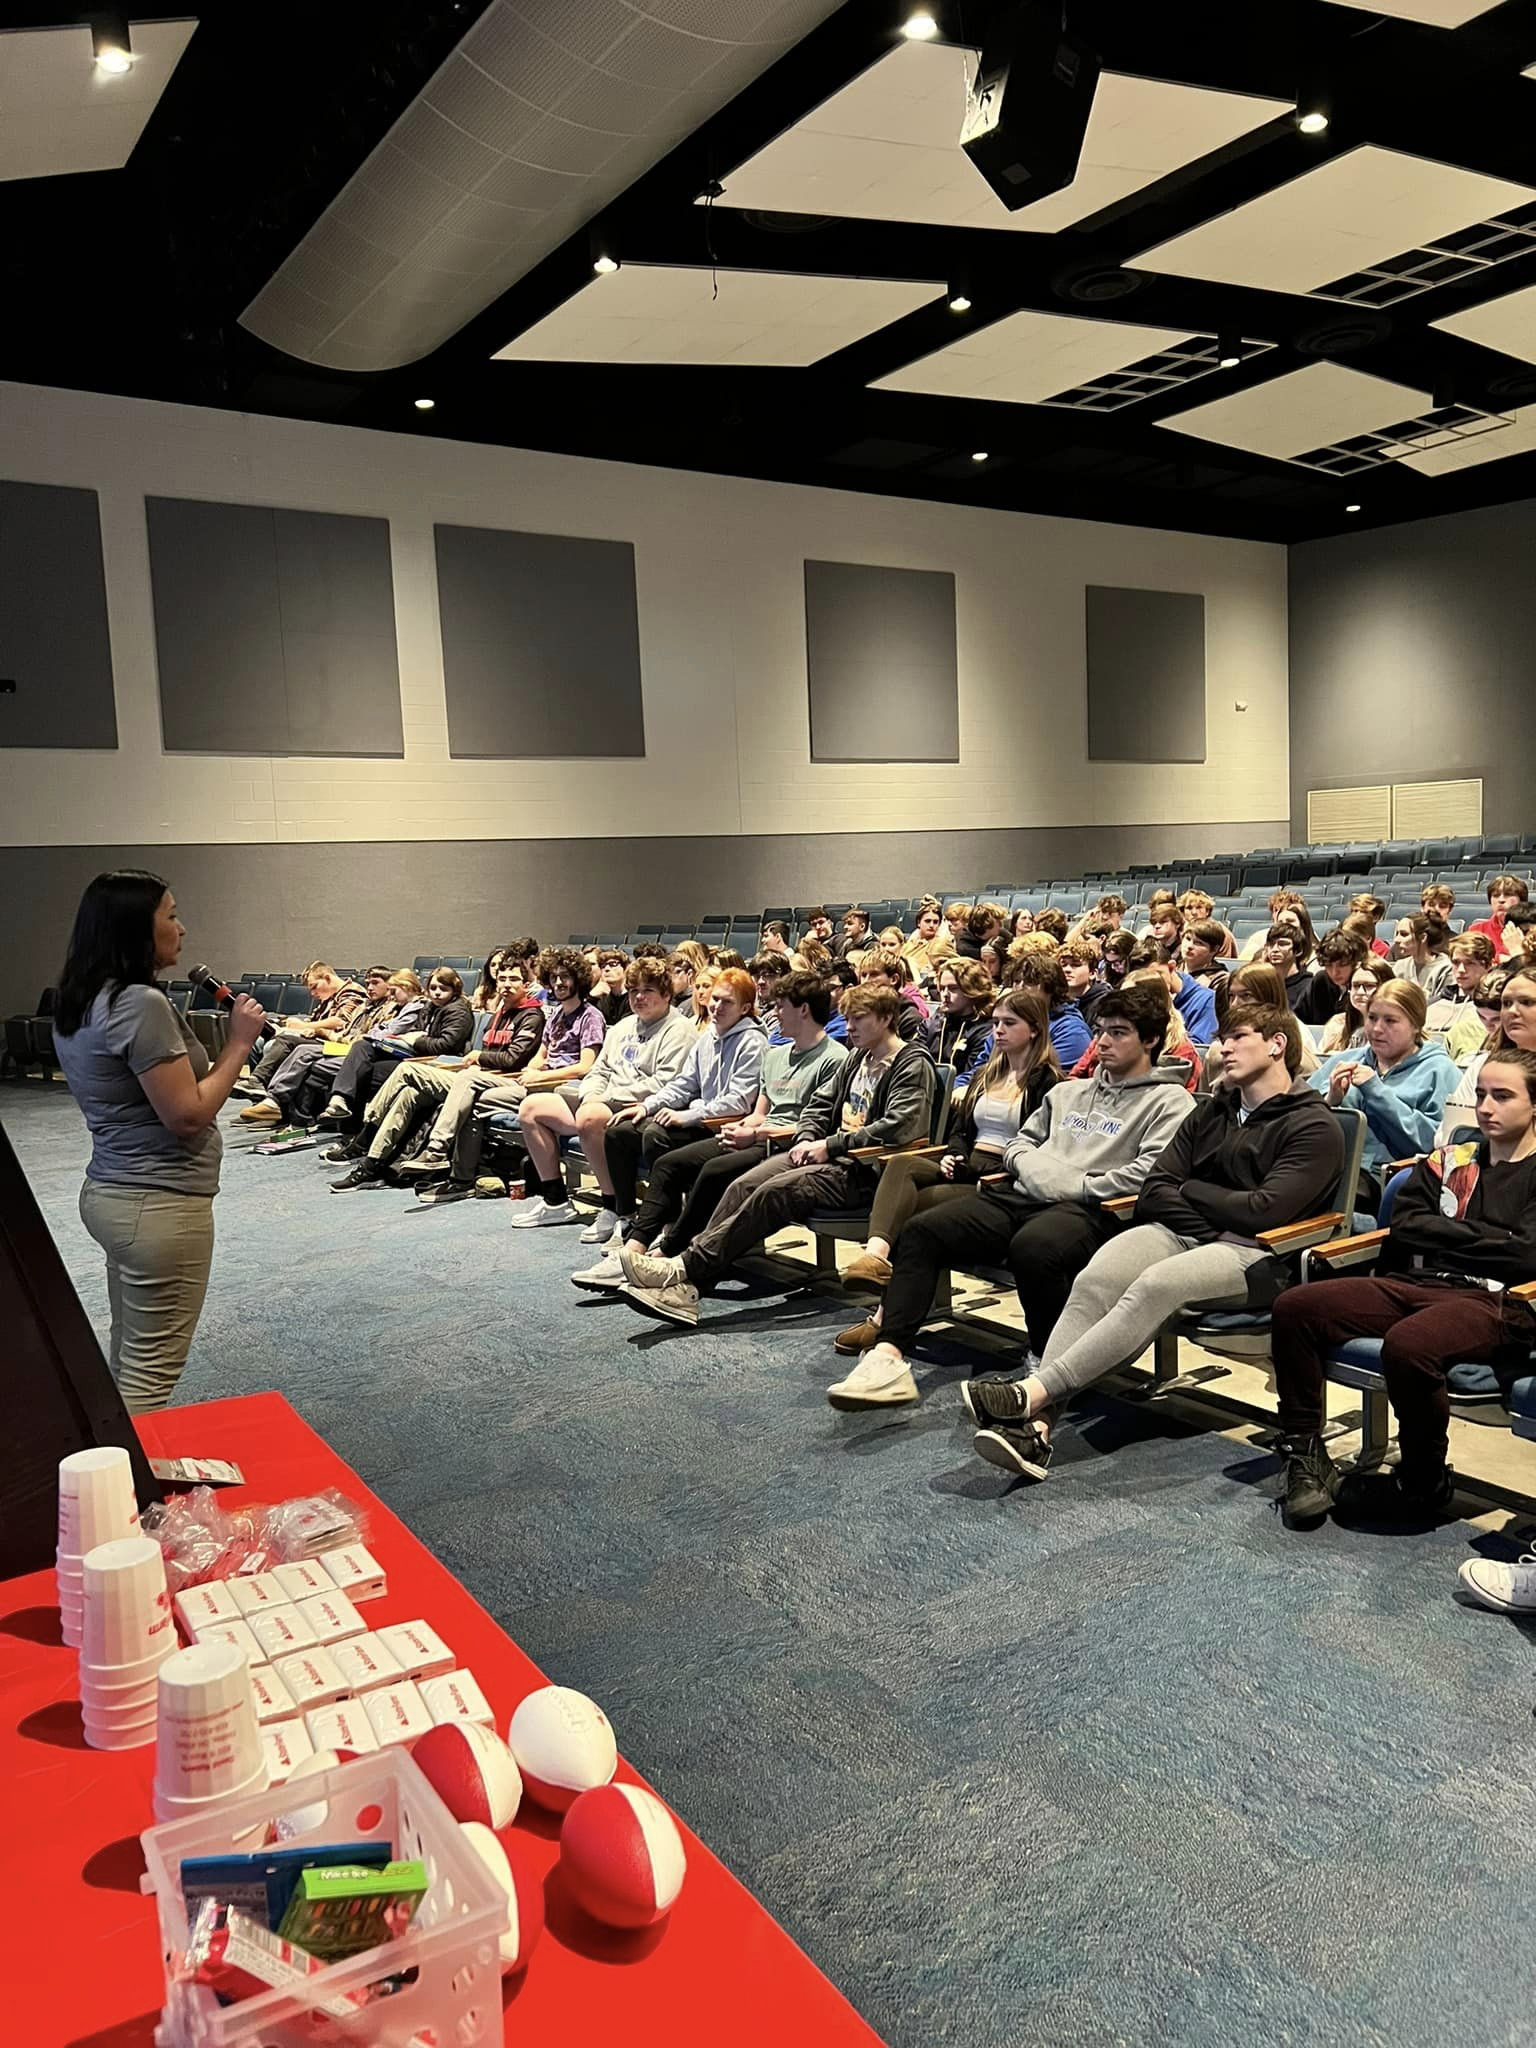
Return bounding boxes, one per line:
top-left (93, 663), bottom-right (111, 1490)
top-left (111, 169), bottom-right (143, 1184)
top-left (979, 1171), bottom-right (1010, 1185)
top-left (1309, 1228), bottom-right (1389, 1263)
top-left (1509, 1280), bottom-right (1536, 1302)
top-left (700, 1115), bottom-right (736, 1129)
top-left (1101, 1195), bottom-right (1138, 1215)
top-left (1256, 1211), bottom-right (1346, 1251)
top-left (847, 1140), bottom-right (946, 1162)
top-left (1384, 1156), bottom-right (1423, 1175)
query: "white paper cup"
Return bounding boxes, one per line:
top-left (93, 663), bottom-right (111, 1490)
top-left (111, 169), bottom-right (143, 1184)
top-left (83, 1665), bottom-right (163, 1702)
top-left (152, 1756), bottom-right (267, 1821)
top-left (84, 1713), bottom-right (158, 1752)
top-left (154, 1643), bottom-right (263, 1802)
top-left (81, 1537), bottom-right (174, 1671)
top-left (84, 1696), bottom-right (159, 1733)
top-left (58, 1447), bottom-right (140, 1561)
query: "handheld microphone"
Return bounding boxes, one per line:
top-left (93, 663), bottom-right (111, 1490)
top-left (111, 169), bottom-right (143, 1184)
top-left (188, 964), bottom-right (274, 1044)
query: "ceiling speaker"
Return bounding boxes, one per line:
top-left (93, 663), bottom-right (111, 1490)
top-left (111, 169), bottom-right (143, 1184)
top-left (960, 1), bottom-right (1101, 212)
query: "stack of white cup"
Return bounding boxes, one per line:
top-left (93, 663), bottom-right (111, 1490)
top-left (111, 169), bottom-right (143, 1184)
top-left (79, 1535), bottom-right (178, 1750)
top-left (153, 1643), bottom-right (268, 1826)
top-left (57, 1447), bottom-right (141, 1648)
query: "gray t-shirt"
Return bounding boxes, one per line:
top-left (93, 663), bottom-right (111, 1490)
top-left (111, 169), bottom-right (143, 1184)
top-left (55, 982), bottom-right (222, 1196)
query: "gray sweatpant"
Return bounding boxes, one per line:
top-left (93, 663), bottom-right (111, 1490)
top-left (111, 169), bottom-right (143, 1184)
top-left (1034, 1223), bottom-right (1266, 1404)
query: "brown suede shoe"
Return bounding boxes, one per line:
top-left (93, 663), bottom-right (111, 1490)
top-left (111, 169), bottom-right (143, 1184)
top-left (842, 1251), bottom-right (893, 1293)
top-left (834, 1318), bottom-right (883, 1355)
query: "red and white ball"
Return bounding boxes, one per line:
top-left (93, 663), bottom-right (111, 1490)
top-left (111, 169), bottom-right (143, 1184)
top-left (460, 1822), bottom-right (543, 1975)
top-left (507, 1686), bottom-right (616, 1813)
top-left (560, 1783), bottom-right (687, 1929)
top-left (413, 1721), bottom-right (523, 1829)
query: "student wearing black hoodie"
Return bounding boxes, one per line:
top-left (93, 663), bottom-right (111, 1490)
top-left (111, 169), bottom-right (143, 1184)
top-left (968, 1004), bottom-right (1344, 1479)
top-left (1270, 1045), bottom-right (1536, 1532)
top-left (316, 968), bottom-right (474, 1124)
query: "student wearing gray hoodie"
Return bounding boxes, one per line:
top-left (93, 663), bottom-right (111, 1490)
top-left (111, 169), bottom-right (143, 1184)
top-left (598, 967), bottom-right (768, 1230)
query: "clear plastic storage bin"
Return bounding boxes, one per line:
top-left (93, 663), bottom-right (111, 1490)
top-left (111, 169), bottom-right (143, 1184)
top-left (140, 1748), bottom-right (509, 2046)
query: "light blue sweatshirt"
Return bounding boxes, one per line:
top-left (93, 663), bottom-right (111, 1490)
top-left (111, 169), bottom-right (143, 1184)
top-left (1308, 1039), bottom-right (1461, 1175)
top-left (642, 1014), bottom-right (767, 1123)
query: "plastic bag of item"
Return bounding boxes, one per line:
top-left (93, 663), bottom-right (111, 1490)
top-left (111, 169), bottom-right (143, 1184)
top-left (142, 1487), bottom-right (370, 1588)
top-left (262, 1490), bottom-right (370, 1561)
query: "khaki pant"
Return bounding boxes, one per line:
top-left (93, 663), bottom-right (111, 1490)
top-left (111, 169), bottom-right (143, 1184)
top-left (79, 1181), bottom-right (215, 1413)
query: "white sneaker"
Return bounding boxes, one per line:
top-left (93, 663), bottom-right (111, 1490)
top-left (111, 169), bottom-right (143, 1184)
top-left (571, 1253), bottom-right (625, 1291)
top-left (1457, 1552), bottom-right (1536, 1613)
top-left (618, 1276), bottom-right (700, 1328)
top-left (509, 1200), bottom-right (579, 1229)
top-left (581, 1207), bottom-right (621, 1244)
top-left (826, 1353), bottom-right (919, 1411)
top-left (618, 1241), bottom-right (683, 1290)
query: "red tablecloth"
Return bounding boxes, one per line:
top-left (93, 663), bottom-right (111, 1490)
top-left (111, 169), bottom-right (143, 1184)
top-left (3, 1393), bottom-right (884, 2048)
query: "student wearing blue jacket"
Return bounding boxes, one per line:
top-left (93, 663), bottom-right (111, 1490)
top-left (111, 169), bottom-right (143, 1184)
top-left (1009, 943), bottom-right (1092, 1068)
top-left (1309, 977), bottom-right (1460, 1211)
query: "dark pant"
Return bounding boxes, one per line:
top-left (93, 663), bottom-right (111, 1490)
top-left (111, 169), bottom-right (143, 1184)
top-left (1271, 1274), bottom-right (1524, 1481)
top-left (604, 1116), bottom-right (709, 1217)
top-left (252, 1029), bottom-right (307, 1088)
top-left (329, 1038), bottom-right (405, 1113)
top-left (268, 1041), bottom-right (342, 1117)
top-left (881, 1189), bottom-right (1123, 1356)
top-left (680, 1151), bottom-right (862, 1287)
top-left (630, 1136), bottom-right (772, 1245)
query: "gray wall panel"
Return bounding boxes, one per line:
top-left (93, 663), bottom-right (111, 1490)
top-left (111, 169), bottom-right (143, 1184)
top-left (805, 560), bottom-right (959, 762)
top-left (435, 524), bottom-right (644, 758)
top-left (1086, 586), bottom-right (1206, 763)
top-left (0, 480), bottom-right (117, 749)
top-left (273, 510), bottom-right (403, 757)
top-left (1289, 495), bottom-right (1536, 838)
top-left (0, 818), bottom-right (1287, 1019)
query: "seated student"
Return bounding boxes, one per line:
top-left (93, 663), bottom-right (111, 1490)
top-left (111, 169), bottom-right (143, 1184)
top-left (750, 951), bottom-right (793, 1038)
top-left (591, 947), bottom-right (632, 1028)
top-left (798, 937), bottom-right (835, 982)
top-left (329, 959), bottom-right (546, 1190)
top-left (827, 983), bottom-right (1194, 1402)
top-left (1419, 881), bottom-right (1457, 929)
top-left (1033, 908), bottom-right (1069, 945)
top-left (715, 948), bottom-right (749, 971)
top-left (759, 920), bottom-right (805, 971)
top-left (1175, 890), bottom-right (1219, 947)
top-left (572, 970), bottom-right (848, 1292)
top-left (980, 938), bottom-right (1005, 984)
top-left (905, 899), bottom-right (950, 985)
top-left (1271, 1044), bottom-right (1536, 1533)
top-left (942, 903), bottom-right (973, 955)
top-left (802, 908), bottom-right (835, 949)
top-left (1180, 919), bottom-right (1229, 990)
top-left (835, 907), bottom-right (872, 961)
top-left (267, 968), bottom-right (426, 1127)
top-left (1310, 977), bottom-right (1460, 1206)
top-left (1391, 913), bottom-right (1454, 1000)
top-left (955, 903), bottom-right (1007, 961)
top-left (1007, 937), bottom-right (1093, 1066)
top-left (925, 960), bottom-right (997, 1081)
top-left (1292, 929), bottom-right (1368, 1028)
top-left (1204, 964), bottom-right (1320, 1084)
top-left (587, 967), bottom-right (767, 1237)
top-left (1240, 889), bottom-right (1310, 962)
top-left (1069, 966), bottom-right (1199, 1093)
top-left (1068, 894), bottom-right (1126, 942)
top-left (857, 951), bottom-right (926, 1041)
top-left (505, 937), bottom-right (542, 997)
top-left (242, 965), bottom-right (399, 1126)
top-left (1008, 907), bottom-right (1035, 942)
top-left (1262, 922), bottom-right (1313, 1009)
top-left (840, 987), bottom-right (1061, 1292)
top-left (1125, 935), bottom-right (1218, 1045)
top-left (1317, 956), bottom-right (1393, 1056)
top-left (1426, 931), bottom-right (1497, 1042)
top-left (615, 984), bottom-right (934, 1330)
top-left (469, 947), bottom-right (513, 1014)
top-left (1347, 894), bottom-right (1391, 958)
top-left (668, 941), bottom-right (712, 1015)
top-left (967, 1005), bottom-right (1344, 1479)
top-left (1435, 965), bottom-right (1527, 1140)
top-left (508, 955), bottom-right (698, 1239)
top-left (235, 963), bottom-right (368, 1118)
top-left (1468, 873), bottom-right (1530, 962)
top-left (1057, 938), bottom-right (1100, 1010)
top-left (316, 968), bottom-right (471, 1124)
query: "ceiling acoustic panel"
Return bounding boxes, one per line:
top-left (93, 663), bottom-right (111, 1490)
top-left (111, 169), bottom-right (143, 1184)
top-left (1167, 362), bottom-right (1427, 465)
top-left (240, 0), bottom-right (844, 371)
top-left (1324, 0), bottom-right (1499, 21)
top-left (873, 308), bottom-right (1186, 404)
top-left (493, 262), bottom-right (942, 365)
top-left (713, 42), bottom-right (1289, 235)
top-left (0, 17), bottom-right (197, 183)
top-left (1433, 280), bottom-right (1536, 365)
top-left (1398, 405), bottom-right (1536, 475)
top-left (1136, 146), bottom-right (1536, 297)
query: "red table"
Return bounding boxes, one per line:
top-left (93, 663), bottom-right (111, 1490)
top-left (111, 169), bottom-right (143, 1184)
top-left (3, 1393), bottom-right (884, 2048)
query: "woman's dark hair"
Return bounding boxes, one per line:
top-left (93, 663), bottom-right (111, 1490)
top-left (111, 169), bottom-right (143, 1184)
top-left (56, 869), bottom-right (169, 1035)
top-left (537, 945), bottom-right (594, 999)
top-left (427, 965), bottom-right (465, 999)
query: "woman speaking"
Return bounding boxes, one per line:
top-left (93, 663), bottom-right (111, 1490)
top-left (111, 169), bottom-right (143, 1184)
top-left (52, 870), bottom-right (265, 1411)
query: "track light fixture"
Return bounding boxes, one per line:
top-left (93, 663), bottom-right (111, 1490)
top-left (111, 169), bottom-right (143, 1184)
top-left (1217, 334), bottom-right (1241, 370)
top-left (902, 10), bottom-right (939, 40)
top-left (91, 12), bottom-right (133, 72)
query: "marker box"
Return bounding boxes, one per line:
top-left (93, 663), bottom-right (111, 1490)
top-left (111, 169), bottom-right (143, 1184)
top-left (188, 1617), bottom-right (262, 1663)
top-left (363, 1681), bottom-right (433, 1749)
top-left (273, 1647), bottom-right (349, 1710)
top-left (330, 1633), bottom-right (405, 1694)
top-left (277, 1858), bottom-right (428, 1960)
top-left (376, 1620), bottom-right (453, 1681)
top-left (296, 1589), bottom-right (365, 1645)
top-left (228, 1571), bottom-right (287, 1616)
top-left (248, 1663), bottom-right (298, 1726)
top-left (174, 1582), bottom-right (238, 1632)
top-left (260, 1719), bottom-right (315, 1784)
top-left (248, 1604), bottom-right (319, 1661)
top-left (420, 1668), bottom-right (493, 1729)
top-left (274, 1559), bottom-right (334, 1603)
top-left (305, 1699), bottom-right (381, 1756)
top-left (321, 1543), bottom-right (386, 1603)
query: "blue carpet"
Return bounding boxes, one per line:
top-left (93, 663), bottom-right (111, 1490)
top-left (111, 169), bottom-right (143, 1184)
top-left (7, 1084), bottom-right (1536, 2047)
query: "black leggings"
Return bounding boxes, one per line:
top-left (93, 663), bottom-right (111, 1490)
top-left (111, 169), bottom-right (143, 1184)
top-left (630, 1137), bottom-right (773, 1245)
top-left (604, 1117), bottom-right (708, 1217)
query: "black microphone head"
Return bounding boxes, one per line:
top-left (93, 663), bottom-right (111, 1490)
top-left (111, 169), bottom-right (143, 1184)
top-left (188, 963), bottom-right (213, 986)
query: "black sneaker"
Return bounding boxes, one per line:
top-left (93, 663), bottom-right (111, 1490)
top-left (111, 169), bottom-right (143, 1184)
top-left (1278, 1434), bottom-right (1338, 1529)
top-left (1333, 1464), bottom-right (1457, 1525)
top-left (973, 1423), bottom-right (1052, 1481)
top-left (323, 1137), bottom-right (367, 1163)
top-left (965, 1376), bottom-right (1033, 1424)
top-left (330, 1160), bottom-right (384, 1192)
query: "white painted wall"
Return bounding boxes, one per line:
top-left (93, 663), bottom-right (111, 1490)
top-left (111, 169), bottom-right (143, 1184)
top-left (0, 378), bottom-right (1289, 847)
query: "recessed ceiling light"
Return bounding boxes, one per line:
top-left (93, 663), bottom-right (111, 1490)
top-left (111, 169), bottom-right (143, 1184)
top-left (593, 254), bottom-right (620, 276)
top-left (902, 10), bottom-right (939, 40)
top-left (414, 398), bottom-right (435, 411)
top-left (1345, 502), bottom-right (1362, 514)
top-left (948, 293), bottom-right (971, 314)
top-left (970, 450), bottom-right (988, 462)
top-left (1297, 109), bottom-right (1329, 136)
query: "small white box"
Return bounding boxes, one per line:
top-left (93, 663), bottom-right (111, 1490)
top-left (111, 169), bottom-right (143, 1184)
top-left (260, 1719), bottom-right (315, 1783)
top-left (320, 1543), bottom-right (386, 1602)
top-left (363, 1681), bottom-right (433, 1749)
top-left (248, 1604), bottom-right (319, 1660)
top-left (330, 1633), bottom-right (405, 1694)
top-left (228, 1571), bottom-right (287, 1615)
top-left (174, 1582), bottom-right (238, 1631)
top-left (305, 1699), bottom-right (381, 1755)
top-left (274, 1559), bottom-right (334, 1602)
top-left (248, 1663), bottom-right (298, 1725)
top-left (274, 1646), bottom-right (349, 1709)
top-left (420, 1668), bottom-right (493, 1729)
top-left (376, 1619), bottom-right (453, 1681)
top-left (189, 1617), bottom-right (262, 1663)
top-left (296, 1589), bottom-right (366, 1645)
